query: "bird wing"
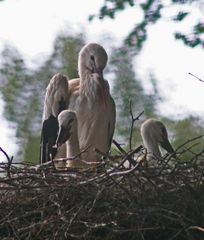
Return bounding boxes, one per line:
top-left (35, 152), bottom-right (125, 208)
top-left (107, 95), bottom-right (116, 151)
top-left (68, 78), bottom-right (80, 97)
top-left (40, 74), bottom-right (69, 164)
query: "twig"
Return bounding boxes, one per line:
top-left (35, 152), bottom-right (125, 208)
top-left (112, 139), bottom-right (127, 155)
top-left (175, 135), bottom-right (204, 152)
top-left (72, 144), bottom-right (92, 159)
top-left (129, 101), bottom-right (144, 150)
top-left (0, 147), bottom-right (13, 162)
top-left (188, 226), bottom-right (204, 232)
top-left (189, 72), bottom-right (204, 83)
top-left (0, 147), bottom-right (13, 178)
top-left (0, 138), bottom-right (204, 239)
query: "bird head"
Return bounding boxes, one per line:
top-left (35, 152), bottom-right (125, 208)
top-left (78, 43), bottom-right (108, 80)
top-left (55, 110), bottom-right (77, 147)
top-left (141, 119), bottom-right (174, 154)
top-left (155, 121), bottom-right (174, 154)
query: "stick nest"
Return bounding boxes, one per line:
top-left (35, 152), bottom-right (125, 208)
top-left (0, 143), bottom-right (204, 240)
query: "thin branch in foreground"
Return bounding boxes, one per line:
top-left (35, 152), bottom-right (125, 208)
top-left (0, 142), bottom-right (204, 240)
top-left (189, 72), bottom-right (204, 83)
top-left (188, 226), bottom-right (204, 232)
top-left (112, 139), bottom-right (127, 155)
top-left (175, 135), bottom-right (204, 152)
top-left (0, 147), bottom-right (12, 162)
top-left (129, 100), bottom-right (144, 151)
top-left (0, 147), bottom-right (13, 178)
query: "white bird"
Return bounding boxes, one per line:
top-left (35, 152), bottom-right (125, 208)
top-left (67, 43), bottom-right (116, 163)
top-left (56, 110), bottom-right (79, 157)
top-left (40, 73), bottom-right (69, 164)
top-left (40, 43), bottom-right (116, 166)
top-left (55, 110), bottom-right (89, 168)
top-left (140, 118), bottom-right (174, 161)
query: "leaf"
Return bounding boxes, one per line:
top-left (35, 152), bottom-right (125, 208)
top-left (173, 11), bottom-right (189, 21)
top-left (194, 22), bottom-right (204, 34)
top-left (88, 15), bottom-right (95, 21)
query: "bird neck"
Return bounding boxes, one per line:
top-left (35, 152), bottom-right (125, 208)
top-left (79, 70), bottom-right (109, 107)
top-left (145, 140), bottom-right (162, 160)
top-left (66, 129), bottom-right (81, 158)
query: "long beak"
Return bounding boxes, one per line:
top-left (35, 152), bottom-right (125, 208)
top-left (56, 126), bottom-right (71, 147)
top-left (92, 59), bottom-right (107, 107)
top-left (160, 139), bottom-right (175, 155)
top-left (92, 60), bottom-right (104, 80)
top-left (97, 68), bottom-right (103, 80)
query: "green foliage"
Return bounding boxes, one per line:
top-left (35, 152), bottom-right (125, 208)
top-left (24, 135), bottom-right (41, 164)
top-left (109, 45), bottom-right (204, 156)
top-left (48, 33), bottom-right (85, 79)
top-left (110, 46), bottom-right (160, 146)
top-left (91, 0), bottom-right (204, 51)
top-left (0, 32), bottom-right (86, 162)
top-left (0, 29), bottom-right (203, 164)
top-left (0, 46), bottom-right (36, 155)
top-left (173, 11), bottom-right (189, 21)
top-left (89, 0), bottom-right (135, 21)
top-left (162, 116), bottom-right (204, 162)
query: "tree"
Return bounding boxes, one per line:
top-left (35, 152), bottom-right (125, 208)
top-left (0, 46), bottom-right (36, 159)
top-left (90, 0), bottom-right (204, 51)
top-left (109, 45), bottom-right (161, 146)
top-left (0, 32), bottom-right (85, 162)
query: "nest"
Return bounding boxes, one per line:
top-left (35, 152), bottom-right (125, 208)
top-left (0, 140), bottom-right (204, 240)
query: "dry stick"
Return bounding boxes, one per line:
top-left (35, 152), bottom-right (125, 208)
top-left (129, 101), bottom-right (144, 151)
top-left (0, 146), bottom-right (13, 178)
top-left (189, 72), bottom-right (204, 83)
top-left (188, 226), bottom-right (204, 232)
top-left (175, 135), bottom-right (204, 152)
top-left (112, 139), bottom-right (127, 155)
top-left (36, 145), bottom-right (93, 171)
top-left (78, 148), bottom-right (142, 185)
top-left (0, 147), bottom-right (12, 162)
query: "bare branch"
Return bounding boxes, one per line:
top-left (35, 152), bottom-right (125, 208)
top-left (189, 72), bottom-right (204, 83)
top-left (129, 100), bottom-right (144, 150)
top-left (112, 139), bottom-right (127, 155)
top-left (0, 137), bottom-right (204, 239)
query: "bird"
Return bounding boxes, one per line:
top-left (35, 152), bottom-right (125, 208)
top-left (56, 110), bottom-right (79, 156)
top-left (54, 110), bottom-right (89, 168)
top-left (40, 73), bottom-right (69, 164)
top-left (67, 43), bottom-right (116, 163)
top-left (40, 43), bottom-right (115, 166)
top-left (140, 118), bottom-right (174, 161)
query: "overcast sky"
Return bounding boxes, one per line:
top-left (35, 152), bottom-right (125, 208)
top-left (0, 0), bottom-right (204, 159)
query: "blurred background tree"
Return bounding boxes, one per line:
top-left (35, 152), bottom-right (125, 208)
top-left (109, 45), bottom-right (161, 147)
top-left (90, 0), bottom-right (204, 51)
top-left (0, 0), bottom-right (203, 163)
top-left (1, 29), bottom-right (204, 162)
top-left (0, 32), bottom-right (85, 163)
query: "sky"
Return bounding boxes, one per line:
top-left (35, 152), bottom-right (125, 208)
top-left (0, 0), bottom-right (204, 159)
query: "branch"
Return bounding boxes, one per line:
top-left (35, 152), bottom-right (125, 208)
top-left (129, 100), bottom-right (144, 150)
top-left (112, 139), bottom-right (127, 155)
top-left (0, 147), bottom-right (12, 162)
top-left (0, 147), bottom-right (13, 178)
top-left (189, 72), bottom-right (204, 83)
top-left (188, 226), bottom-right (204, 232)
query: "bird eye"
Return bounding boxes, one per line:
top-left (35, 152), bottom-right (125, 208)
top-left (90, 55), bottom-right (95, 61)
top-left (68, 118), bottom-right (74, 125)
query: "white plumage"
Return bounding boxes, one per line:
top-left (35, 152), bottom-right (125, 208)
top-left (140, 118), bottom-right (174, 161)
top-left (40, 43), bottom-right (116, 165)
top-left (67, 43), bottom-right (116, 163)
top-left (55, 110), bottom-right (89, 168)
